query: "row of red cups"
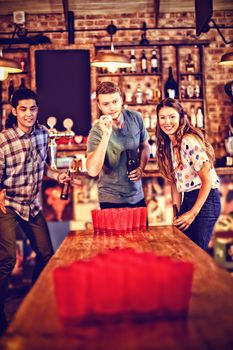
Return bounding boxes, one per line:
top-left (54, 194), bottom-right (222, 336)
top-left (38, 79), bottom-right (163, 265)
top-left (91, 207), bottom-right (147, 235)
top-left (53, 248), bottom-right (194, 324)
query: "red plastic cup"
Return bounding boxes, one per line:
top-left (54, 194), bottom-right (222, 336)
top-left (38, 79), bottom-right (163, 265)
top-left (163, 261), bottom-right (194, 317)
top-left (111, 209), bottom-right (121, 235)
top-left (132, 207), bottom-right (141, 232)
top-left (98, 209), bottom-right (106, 235)
top-left (126, 208), bottom-right (133, 234)
top-left (91, 209), bottom-right (100, 235)
top-left (140, 207), bottom-right (147, 231)
top-left (119, 208), bottom-right (128, 236)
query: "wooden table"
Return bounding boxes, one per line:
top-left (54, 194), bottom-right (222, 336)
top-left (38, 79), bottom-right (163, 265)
top-left (1, 227), bottom-right (233, 350)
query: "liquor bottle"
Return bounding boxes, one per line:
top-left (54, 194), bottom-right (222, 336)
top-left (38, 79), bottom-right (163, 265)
top-left (150, 110), bottom-right (157, 129)
top-left (125, 84), bottom-right (133, 104)
top-left (185, 53), bottom-right (195, 73)
top-left (141, 50), bottom-right (147, 73)
top-left (144, 111), bottom-right (151, 129)
top-left (196, 108), bottom-right (204, 128)
top-left (164, 67), bottom-right (178, 99)
top-left (190, 106), bottom-right (196, 127)
top-left (126, 149), bottom-right (139, 173)
top-left (8, 79), bottom-right (14, 102)
top-left (151, 49), bottom-right (158, 73)
top-left (186, 75), bottom-right (194, 99)
top-left (19, 77), bottom-right (26, 89)
top-left (130, 49), bottom-right (137, 73)
top-left (145, 82), bottom-right (154, 103)
top-left (135, 84), bottom-right (143, 104)
top-left (60, 170), bottom-right (71, 200)
top-left (194, 76), bottom-right (201, 98)
top-left (180, 76), bottom-right (186, 99)
top-left (120, 51), bottom-right (127, 73)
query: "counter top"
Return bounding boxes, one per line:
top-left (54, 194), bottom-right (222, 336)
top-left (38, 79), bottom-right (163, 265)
top-left (1, 227), bottom-right (233, 350)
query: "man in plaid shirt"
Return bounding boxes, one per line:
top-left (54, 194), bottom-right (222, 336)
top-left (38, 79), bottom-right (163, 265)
top-left (0, 88), bottom-right (76, 334)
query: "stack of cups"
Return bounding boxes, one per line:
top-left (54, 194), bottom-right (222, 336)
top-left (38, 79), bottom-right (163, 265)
top-left (91, 207), bottom-right (147, 235)
top-left (53, 249), bottom-right (194, 324)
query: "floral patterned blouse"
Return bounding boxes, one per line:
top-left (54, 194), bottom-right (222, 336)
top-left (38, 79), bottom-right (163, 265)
top-left (170, 135), bottom-right (220, 193)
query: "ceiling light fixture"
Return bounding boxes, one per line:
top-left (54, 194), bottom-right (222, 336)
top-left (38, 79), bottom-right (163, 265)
top-left (0, 49), bottom-right (22, 79)
top-left (219, 52), bottom-right (233, 66)
top-left (91, 22), bottom-right (132, 73)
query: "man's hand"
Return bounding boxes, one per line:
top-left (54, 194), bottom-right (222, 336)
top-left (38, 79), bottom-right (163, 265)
top-left (0, 189), bottom-right (6, 214)
top-left (99, 115), bottom-right (112, 136)
top-left (57, 172), bottom-right (81, 187)
top-left (128, 167), bottom-right (143, 182)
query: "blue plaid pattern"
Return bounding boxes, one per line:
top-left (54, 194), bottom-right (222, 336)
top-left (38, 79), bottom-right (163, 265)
top-left (0, 124), bottom-right (49, 221)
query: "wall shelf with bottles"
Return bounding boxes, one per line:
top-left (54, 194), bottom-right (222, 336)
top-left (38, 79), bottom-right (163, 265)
top-left (95, 41), bottom-right (209, 135)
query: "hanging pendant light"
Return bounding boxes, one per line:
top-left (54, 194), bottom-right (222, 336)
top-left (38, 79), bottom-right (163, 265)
top-left (219, 52), bottom-right (233, 66)
top-left (0, 49), bottom-right (22, 78)
top-left (91, 23), bottom-right (132, 73)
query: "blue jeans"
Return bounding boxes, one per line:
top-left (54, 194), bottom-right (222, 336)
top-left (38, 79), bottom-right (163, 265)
top-left (179, 189), bottom-right (221, 250)
top-left (0, 208), bottom-right (53, 322)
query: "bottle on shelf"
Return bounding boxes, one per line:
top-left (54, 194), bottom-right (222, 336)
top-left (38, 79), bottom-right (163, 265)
top-left (148, 137), bottom-right (156, 159)
top-left (194, 76), bottom-right (201, 98)
top-left (154, 86), bottom-right (161, 102)
top-left (185, 53), bottom-right (195, 73)
top-left (141, 50), bottom-right (147, 73)
top-left (180, 76), bottom-right (186, 99)
top-left (186, 75), bottom-right (194, 99)
top-left (150, 110), bottom-right (157, 129)
top-left (190, 106), bottom-right (196, 127)
top-left (120, 51), bottom-right (127, 73)
top-left (60, 170), bottom-right (71, 200)
top-left (135, 84), bottom-right (143, 104)
top-left (145, 82), bottom-right (154, 103)
top-left (19, 77), bottom-right (26, 89)
top-left (8, 79), bottom-right (14, 102)
top-left (196, 107), bottom-right (204, 128)
top-left (20, 58), bottom-right (26, 72)
top-left (151, 49), bottom-right (158, 73)
top-left (144, 111), bottom-right (151, 129)
top-left (164, 66), bottom-right (178, 99)
top-left (130, 49), bottom-right (137, 73)
top-left (125, 84), bottom-right (133, 104)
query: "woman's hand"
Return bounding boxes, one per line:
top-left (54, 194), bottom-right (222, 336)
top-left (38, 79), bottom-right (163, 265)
top-left (0, 189), bottom-right (6, 214)
top-left (173, 210), bottom-right (197, 231)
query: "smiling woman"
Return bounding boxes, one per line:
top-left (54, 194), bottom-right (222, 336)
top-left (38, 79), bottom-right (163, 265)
top-left (155, 97), bottom-right (221, 250)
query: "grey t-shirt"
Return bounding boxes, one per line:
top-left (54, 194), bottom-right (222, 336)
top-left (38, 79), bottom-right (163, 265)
top-left (87, 109), bottom-right (148, 204)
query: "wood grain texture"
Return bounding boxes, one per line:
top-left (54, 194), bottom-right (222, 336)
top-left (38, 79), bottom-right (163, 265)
top-left (1, 226), bottom-right (233, 350)
top-left (0, 0), bottom-right (231, 15)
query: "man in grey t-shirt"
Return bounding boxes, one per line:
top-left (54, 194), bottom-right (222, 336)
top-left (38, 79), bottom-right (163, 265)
top-left (86, 81), bottom-right (149, 209)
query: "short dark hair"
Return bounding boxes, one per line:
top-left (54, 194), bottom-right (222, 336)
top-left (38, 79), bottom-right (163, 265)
top-left (96, 81), bottom-right (122, 100)
top-left (11, 88), bottom-right (38, 108)
top-left (5, 88), bottom-right (38, 129)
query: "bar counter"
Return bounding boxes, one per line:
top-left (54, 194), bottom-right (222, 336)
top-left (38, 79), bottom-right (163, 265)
top-left (1, 226), bottom-right (233, 350)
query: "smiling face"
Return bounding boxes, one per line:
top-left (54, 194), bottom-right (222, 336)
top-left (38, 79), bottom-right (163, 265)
top-left (97, 92), bottom-right (123, 120)
top-left (12, 99), bottom-right (38, 134)
top-left (158, 106), bottom-right (180, 142)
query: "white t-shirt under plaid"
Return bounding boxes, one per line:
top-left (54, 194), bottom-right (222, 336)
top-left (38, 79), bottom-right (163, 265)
top-left (0, 124), bottom-right (49, 221)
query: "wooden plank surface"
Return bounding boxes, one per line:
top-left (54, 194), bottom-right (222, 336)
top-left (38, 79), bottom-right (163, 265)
top-left (1, 226), bottom-right (233, 350)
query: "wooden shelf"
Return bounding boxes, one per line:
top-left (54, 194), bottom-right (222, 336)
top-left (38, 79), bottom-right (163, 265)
top-left (98, 72), bottom-right (162, 77)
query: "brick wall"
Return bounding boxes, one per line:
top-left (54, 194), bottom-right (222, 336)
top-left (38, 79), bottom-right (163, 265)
top-left (0, 9), bottom-right (232, 158)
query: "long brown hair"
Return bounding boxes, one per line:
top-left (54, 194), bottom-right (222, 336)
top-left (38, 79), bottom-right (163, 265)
top-left (155, 98), bottom-right (215, 181)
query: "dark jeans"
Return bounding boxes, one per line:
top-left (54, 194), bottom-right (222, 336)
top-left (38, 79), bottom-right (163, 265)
top-left (179, 189), bottom-right (221, 250)
top-left (100, 198), bottom-right (147, 209)
top-left (0, 208), bottom-right (53, 326)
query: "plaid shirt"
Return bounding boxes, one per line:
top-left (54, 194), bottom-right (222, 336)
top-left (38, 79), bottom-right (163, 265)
top-left (0, 124), bottom-right (49, 221)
